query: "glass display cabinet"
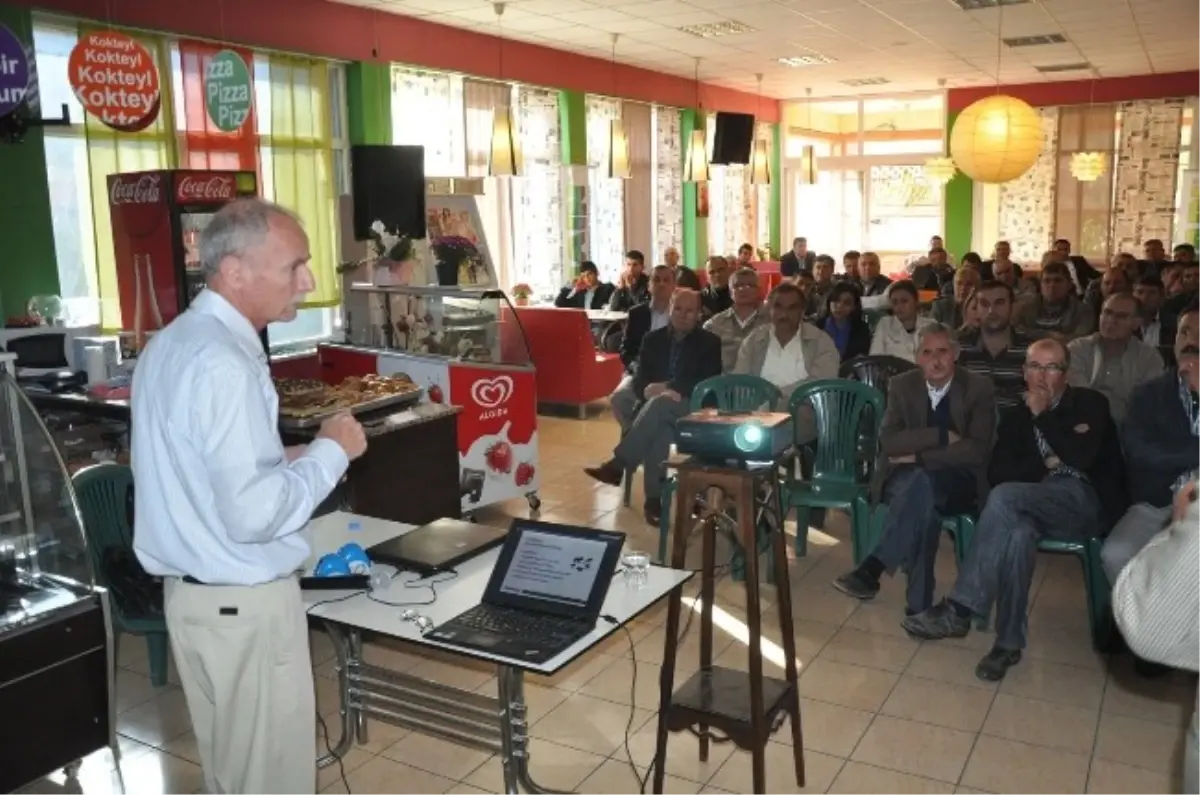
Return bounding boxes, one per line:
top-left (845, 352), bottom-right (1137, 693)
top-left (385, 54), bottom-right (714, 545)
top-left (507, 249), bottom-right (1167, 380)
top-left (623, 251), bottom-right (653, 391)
top-left (0, 352), bottom-right (116, 792)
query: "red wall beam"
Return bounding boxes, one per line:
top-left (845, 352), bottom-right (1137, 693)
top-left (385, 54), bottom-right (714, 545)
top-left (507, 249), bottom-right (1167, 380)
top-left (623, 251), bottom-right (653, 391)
top-left (948, 71), bottom-right (1199, 113)
top-left (12, 0), bottom-right (780, 121)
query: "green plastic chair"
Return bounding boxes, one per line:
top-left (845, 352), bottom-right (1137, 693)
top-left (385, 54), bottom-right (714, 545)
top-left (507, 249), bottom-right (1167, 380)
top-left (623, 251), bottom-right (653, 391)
top-left (74, 463), bottom-right (171, 687)
top-left (656, 375), bottom-right (783, 572)
top-left (783, 379), bottom-right (884, 560)
top-left (1035, 537), bottom-right (1113, 651)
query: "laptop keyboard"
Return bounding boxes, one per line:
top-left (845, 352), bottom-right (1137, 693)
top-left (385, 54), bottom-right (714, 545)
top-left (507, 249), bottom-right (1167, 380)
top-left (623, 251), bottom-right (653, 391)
top-left (454, 604), bottom-right (585, 639)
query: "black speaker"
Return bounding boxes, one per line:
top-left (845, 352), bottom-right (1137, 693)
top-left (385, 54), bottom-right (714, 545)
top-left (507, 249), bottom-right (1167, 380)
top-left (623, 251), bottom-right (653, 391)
top-left (350, 145), bottom-right (426, 240)
top-left (711, 112), bottom-right (755, 165)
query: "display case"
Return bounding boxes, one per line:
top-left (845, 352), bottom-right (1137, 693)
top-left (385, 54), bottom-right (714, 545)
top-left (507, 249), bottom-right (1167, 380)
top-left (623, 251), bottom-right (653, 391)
top-left (324, 285), bottom-right (542, 514)
top-left (0, 352), bottom-right (117, 792)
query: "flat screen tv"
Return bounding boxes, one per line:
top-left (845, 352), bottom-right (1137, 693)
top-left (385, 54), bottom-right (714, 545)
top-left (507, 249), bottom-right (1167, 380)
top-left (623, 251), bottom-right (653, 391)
top-left (350, 145), bottom-right (426, 240)
top-left (711, 112), bottom-right (755, 165)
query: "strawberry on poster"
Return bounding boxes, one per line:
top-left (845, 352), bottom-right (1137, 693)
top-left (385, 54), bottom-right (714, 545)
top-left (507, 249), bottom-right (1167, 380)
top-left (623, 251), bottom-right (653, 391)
top-left (451, 366), bottom-right (539, 506)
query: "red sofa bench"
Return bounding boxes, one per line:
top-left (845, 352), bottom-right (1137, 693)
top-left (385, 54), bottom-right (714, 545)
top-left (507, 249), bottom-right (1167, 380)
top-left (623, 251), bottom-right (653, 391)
top-left (513, 307), bottom-right (624, 418)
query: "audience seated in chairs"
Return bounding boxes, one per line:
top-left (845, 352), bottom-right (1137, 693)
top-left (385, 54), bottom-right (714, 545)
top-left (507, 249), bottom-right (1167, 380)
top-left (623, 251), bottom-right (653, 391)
top-left (1083, 266), bottom-right (1132, 326)
top-left (664, 246), bottom-right (701, 291)
top-left (869, 280), bottom-right (935, 363)
top-left (956, 281), bottom-right (1033, 411)
top-left (980, 240), bottom-right (1024, 284)
top-left (932, 267), bottom-right (981, 329)
top-left (821, 282), bottom-right (873, 363)
top-left (610, 265), bottom-right (676, 433)
top-left (703, 267), bottom-right (769, 372)
top-left (910, 247), bottom-right (954, 294)
top-left (554, 260), bottom-right (614, 309)
top-left (903, 339), bottom-right (1126, 682)
top-left (733, 281), bottom-right (838, 431)
top-left (1067, 292), bottom-right (1164, 422)
top-left (1133, 275), bottom-right (1175, 348)
top-left (1013, 261), bottom-right (1095, 341)
top-left (833, 323), bottom-right (996, 616)
top-left (1050, 237), bottom-right (1102, 296)
top-left (806, 255), bottom-right (837, 319)
top-left (858, 251), bottom-right (893, 305)
top-left (779, 236), bottom-right (816, 278)
top-left (700, 256), bottom-right (733, 319)
top-left (1101, 305), bottom-right (1199, 586)
top-left (586, 289), bottom-right (721, 524)
top-left (608, 250), bottom-right (650, 312)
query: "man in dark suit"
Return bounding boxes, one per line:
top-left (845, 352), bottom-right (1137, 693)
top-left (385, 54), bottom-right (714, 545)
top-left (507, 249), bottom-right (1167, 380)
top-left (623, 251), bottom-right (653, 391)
top-left (554, 261), bottom-right (614, 309)
top-left (1052, 238), bottom-right (1101, 296)
top-left (586, 289), bottom-right (722, 524)
top-left (608, 250), bottom-right (650, 312)
top-left (833, 323), bottom-right (996, 616)
top-left (700, 255), bottom-right (733, 318)
top-left (903, 338), bottom-right (1125, 682)
top-left (911, 247), bottom-right (955, 293)
top-left (1133, 275), bottom-right (1176, 348)
top-left (780, 236), bottom-right (816, 278)
top-left (610, 265), bottom-right (676, 432)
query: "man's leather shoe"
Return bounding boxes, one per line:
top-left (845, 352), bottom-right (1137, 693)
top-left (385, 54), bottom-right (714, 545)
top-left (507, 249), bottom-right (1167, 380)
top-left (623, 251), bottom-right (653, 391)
top-left (584, 459), bottom-right (623, 487)
top-left (644, 500), bottom-right (662, 526)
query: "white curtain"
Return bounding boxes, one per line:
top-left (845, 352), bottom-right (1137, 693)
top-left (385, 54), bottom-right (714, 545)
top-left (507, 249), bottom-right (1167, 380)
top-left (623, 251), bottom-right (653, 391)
top-left (585, 95), bottom-right (626, 282)
top-left (464, 79), bottom-right (515, 287)
top-left (511, 87), bottom-right (564, 297)
top-left (391, 67), bottom-right (464, 177)
top-left (623, 101), bottom-right (653, 260)
top-left (653, 106), bottom-right (683, 263)
top-left (754, 121), bottom-right (772, 254)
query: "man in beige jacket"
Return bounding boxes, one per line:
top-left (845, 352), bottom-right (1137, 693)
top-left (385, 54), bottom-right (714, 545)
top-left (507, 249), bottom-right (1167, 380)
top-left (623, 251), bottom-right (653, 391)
top-left (1113, 480), bottom-right (1199, 793)
top-left (704, 267), bottom-right (768, 372)
top-left (734, 282), bottom-right (839, 439)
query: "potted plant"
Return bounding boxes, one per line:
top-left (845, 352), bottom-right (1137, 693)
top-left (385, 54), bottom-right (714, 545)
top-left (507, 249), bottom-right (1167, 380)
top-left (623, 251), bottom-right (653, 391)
top-left (510, 283), bottom-right (533, 306)
top-left (430, 235), bottom-right (479, 286)
top-left (366, 223), bottom-right (415, 285)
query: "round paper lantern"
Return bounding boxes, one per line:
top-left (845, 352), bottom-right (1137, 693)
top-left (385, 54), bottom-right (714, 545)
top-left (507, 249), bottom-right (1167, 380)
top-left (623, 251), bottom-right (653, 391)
top-left (949, 95), bottom-right (1044, 184)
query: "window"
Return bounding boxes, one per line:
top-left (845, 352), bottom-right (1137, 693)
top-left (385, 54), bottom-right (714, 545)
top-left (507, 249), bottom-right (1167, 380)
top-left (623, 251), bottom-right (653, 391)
top-left (391, 67), bottom-right (465, 178)
top-left (585, 95), bottom-right (624, 282)
top-left (651, 105), bottom-right (683, 261)
top-left (510, 87), bottom-right (564, 298)
top-left (33, 20), bottom-right (348, 347)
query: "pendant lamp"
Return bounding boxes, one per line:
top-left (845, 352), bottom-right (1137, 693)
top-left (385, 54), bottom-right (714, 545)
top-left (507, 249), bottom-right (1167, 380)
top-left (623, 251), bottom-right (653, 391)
top-left (684, 58), bottom-right (709, 183)
top-left (749, 73), bottom-right (770, 186)
top-left (797, 88), bottom-right (818, 184)
top-left (606, 35), bottom-right (630, 179)
top-left (488, 3), bottom-right (521, 178)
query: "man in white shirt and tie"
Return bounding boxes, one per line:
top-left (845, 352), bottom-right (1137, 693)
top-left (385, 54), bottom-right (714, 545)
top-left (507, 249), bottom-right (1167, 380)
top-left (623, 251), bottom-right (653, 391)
top-left (132, 199), bottom-right (368, 794)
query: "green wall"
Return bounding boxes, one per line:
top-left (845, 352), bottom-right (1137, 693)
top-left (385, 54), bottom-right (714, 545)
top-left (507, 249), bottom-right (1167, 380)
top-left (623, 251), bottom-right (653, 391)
top-left (346, 62), bottom-right (392, 145)
top-left (558, 90), bottom-right (587, 268)
top-left (0, 5), bottom-right (60, 319)
top-left (769, 122), bottom-right (782, 257)
top-left (943, 110), bottom-right (974, 258)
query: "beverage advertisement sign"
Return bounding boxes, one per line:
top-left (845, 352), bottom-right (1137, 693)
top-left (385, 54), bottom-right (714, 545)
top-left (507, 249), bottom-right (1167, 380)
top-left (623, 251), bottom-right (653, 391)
top-left (68, 31), bottom-right (161, 131)
top-left (0, 23), bottom-right (29, 118)
top-left (204, 49), bottom-right (252, 133)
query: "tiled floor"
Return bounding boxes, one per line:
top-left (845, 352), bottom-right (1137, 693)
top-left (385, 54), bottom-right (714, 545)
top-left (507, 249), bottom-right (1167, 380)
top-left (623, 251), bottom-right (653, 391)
top-left (19, 413), bottom-right (1197, 794)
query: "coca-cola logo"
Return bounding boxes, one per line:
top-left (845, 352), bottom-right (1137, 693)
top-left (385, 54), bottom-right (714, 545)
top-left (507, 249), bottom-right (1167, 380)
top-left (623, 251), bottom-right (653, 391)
top-left (177, 175), bottom-right (236, 203)
top-left (110, 174), bottom-right (162, 206)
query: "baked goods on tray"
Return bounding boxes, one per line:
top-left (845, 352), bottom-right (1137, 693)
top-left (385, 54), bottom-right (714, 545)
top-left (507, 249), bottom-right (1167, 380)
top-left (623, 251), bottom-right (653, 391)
top-left (275, 374), bottom-right (420, 418)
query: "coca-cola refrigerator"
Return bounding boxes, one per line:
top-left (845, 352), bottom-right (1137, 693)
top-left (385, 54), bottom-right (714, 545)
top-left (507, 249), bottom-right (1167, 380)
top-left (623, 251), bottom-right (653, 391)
top-left (107, 170), bottom-right (258, 347)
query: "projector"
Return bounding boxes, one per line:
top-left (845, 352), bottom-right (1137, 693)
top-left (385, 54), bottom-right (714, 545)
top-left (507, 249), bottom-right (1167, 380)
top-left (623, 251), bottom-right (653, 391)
top-left (675, 410), bottom-right (793, 462)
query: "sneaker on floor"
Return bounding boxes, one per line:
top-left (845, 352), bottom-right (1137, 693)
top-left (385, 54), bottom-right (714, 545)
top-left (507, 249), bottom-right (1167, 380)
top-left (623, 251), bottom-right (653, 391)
top-left (643, 499), bottom-right (662, 526)
top-left (975, 647), bottom-right (1022, 681)
top-left (584, 459), bottom-right (623, 487)
top-left (831, 569), bottom-right (879, 601)
top-left (901, 599), bottom-right (971, 640)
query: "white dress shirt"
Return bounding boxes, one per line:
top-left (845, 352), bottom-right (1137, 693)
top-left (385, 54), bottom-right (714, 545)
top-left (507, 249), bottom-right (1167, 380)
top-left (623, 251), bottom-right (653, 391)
top-left (131, 290), bottom-right (349, 585)
top-left (926, 379), bottom-right (952, 409)
top-left (870, 315), bottom-right (935, 362)
top-left (650, 306), bottom-right (670, 332)
top-left (760, 331), bottom-right (809, 388)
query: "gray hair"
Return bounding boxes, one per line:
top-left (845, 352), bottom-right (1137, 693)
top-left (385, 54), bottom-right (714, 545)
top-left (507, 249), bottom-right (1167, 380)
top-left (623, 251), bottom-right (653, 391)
top-left (917, 322), bottom-right (959, 349)
top-left (198, 198), bottom-right (301, 280)
top-left (732, 266), bottom-right (759, 285)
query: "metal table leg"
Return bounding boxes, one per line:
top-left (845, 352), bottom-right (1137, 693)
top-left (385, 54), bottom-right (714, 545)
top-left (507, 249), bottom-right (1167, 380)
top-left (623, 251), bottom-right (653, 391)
top-left (316, 621), bottom-right (356, 768)
top-left (498, 666), bottom-right (566, 795)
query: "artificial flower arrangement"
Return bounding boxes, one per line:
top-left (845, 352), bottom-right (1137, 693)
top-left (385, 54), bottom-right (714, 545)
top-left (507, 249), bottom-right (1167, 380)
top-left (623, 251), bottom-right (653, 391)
top-left (510, 283), bottom-right (534, 306)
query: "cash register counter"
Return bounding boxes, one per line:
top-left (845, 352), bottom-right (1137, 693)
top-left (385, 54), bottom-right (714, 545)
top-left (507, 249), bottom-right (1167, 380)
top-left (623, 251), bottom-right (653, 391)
top-left (24, 390), bottom-right (463, 527)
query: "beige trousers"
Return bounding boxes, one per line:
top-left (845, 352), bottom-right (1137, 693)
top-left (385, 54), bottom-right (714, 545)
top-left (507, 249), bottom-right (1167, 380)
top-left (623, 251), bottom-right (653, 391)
top-left (164, 577), bottom-right (316, 794)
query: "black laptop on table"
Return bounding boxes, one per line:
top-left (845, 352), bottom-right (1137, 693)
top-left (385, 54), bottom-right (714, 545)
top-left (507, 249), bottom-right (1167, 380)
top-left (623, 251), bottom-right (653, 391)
top-left (367, 518), bottom-right (508, 574)
top-left (428, 519), bottom-right (625, 664)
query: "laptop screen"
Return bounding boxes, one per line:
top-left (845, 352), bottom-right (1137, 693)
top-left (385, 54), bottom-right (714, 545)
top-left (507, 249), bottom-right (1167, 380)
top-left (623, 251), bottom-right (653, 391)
top-left (498, 528), bottom-right (608, 609)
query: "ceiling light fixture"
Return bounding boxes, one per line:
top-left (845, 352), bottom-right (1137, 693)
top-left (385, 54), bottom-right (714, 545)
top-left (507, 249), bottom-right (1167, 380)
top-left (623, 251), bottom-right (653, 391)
top-left (607, 34), bottom-right (630, 180)
top-left (778, 54), bottom-right (837, 67)
top-left (488, 2), bottom-right (522, 178)
top-left (750, 73), bottom-right (770, 186)
top-left (841, 77), bottom-right (891, 87)
top-left (798, 87), bottom-right (817, 185)
top-left (1002, 33), bottom-right (1067, 47)
top-left (683, 58), bottom-right (709, 183)
top-left (678, 20), bottom-right (755, 38)
top-left (1035, 62), bottom-right (1092, 73)
top-left (1071, 69), bottom-right (1106, 182)
top-left (952, 0), bottom-right (1030, 9)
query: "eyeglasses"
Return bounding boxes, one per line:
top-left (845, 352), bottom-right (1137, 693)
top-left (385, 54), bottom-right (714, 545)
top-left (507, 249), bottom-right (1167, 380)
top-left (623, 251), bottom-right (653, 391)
top-left (1024, 362), bottom-right (1067, 373)
top-left (732, 282), bottom-right (758, 290)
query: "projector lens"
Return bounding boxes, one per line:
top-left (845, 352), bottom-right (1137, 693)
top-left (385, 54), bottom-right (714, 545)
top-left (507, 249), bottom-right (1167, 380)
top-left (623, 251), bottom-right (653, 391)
top-left (735, 422), bottom-right (764, 452)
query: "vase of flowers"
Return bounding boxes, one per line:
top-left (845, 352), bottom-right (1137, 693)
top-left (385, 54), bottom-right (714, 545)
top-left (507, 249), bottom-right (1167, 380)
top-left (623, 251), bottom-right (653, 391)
top-left (510, 283), bottom-right (533, 306)
top-left (365, 223), bottom-right (415, 285)
top-left (430, 235), bottom-right (478, 286)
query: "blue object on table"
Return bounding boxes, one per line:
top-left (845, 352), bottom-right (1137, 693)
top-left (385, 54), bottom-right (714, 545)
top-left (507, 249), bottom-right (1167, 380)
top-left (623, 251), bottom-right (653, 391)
top-left (315, 553), bottom-right (352, 577)
top-left (338, 542), bottom-right (371, 574)
top-left (348, 521), bottom-right (362, 532)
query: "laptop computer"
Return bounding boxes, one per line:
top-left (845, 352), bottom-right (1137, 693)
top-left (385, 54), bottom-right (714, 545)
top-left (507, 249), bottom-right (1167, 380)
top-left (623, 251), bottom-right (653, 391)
top-left (427, 519), bottom-right (625, 664)
top-left (366, 518), bottom-right (508, 574)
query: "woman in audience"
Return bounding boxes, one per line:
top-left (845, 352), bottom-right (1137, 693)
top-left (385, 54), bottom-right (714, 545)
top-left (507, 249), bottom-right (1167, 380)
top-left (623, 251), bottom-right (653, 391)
top-left (960, 288), bottom-right (981, 331)
top-left (870, 280), bottom-right (935, 362)
top-left (933, 266), bottom-right (981, 328)
top-left (822, 282), bottom-right (872, 362)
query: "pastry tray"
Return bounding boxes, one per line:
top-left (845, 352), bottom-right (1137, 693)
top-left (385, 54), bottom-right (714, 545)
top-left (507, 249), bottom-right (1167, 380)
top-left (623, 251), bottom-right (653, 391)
top-left (277, 387), bottom-right (424, 430)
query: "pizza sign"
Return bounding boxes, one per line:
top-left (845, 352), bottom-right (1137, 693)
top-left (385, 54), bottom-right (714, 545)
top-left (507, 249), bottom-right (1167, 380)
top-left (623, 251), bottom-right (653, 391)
top-left (68, 31), bottom-right (160, 131)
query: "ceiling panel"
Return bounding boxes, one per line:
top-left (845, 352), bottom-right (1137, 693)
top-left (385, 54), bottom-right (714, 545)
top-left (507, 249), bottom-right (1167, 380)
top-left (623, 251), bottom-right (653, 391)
top-left (335, 0), bottom-right (1200, 97)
